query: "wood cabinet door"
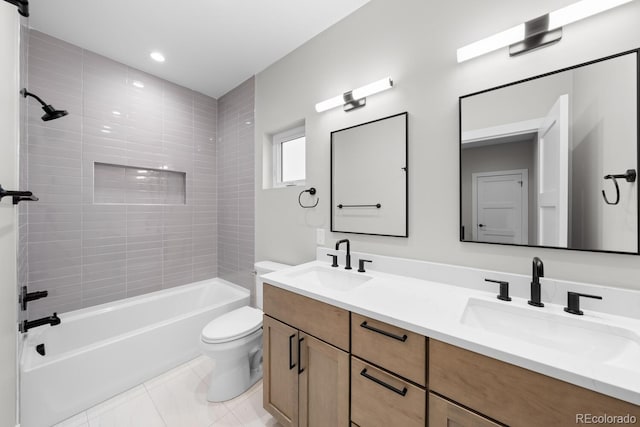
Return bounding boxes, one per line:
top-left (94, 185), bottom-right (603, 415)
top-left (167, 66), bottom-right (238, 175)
top-left (298, 333), bottom-right (350, 427)
top-left (263, 315), bottom-right (299, 427)
top-left (429, 393), bottom-right (502, 427)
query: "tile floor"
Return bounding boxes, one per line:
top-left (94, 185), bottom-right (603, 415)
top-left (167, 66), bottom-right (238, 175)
top-left (53, 356), bottom-right (281, 427)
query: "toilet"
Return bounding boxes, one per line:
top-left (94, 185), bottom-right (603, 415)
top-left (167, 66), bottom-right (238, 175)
top-left (200, 261), bottom-right (290, 402)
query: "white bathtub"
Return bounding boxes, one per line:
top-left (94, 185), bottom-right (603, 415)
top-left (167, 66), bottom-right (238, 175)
top-left (20, 278), bottom-right (250, 427)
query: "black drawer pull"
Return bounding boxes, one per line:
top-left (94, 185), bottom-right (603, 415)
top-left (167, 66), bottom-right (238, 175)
top-left (298, 337), bottom-right (305, 374)
top-left (289, 334), bottom-right (296, 370)
top-left (360, 368), bottom-right (408, 396)
top-left (360, 321), bottom-right (408, 342)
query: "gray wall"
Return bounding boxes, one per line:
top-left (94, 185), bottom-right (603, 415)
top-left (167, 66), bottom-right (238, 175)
top-left (22, 31), bottom-right (219, 318)
top-left (255, 0), bottom-right (640, 291)
top-left (217, 77), bottom-right (256, 291)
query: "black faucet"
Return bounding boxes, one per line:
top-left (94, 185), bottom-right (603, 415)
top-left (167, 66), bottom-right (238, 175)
top-left (20, 313), bottom-right (61, 333)
top-left (20, 286), bottom-right (49, 311)
top-left (335, 239), bottom-right (351, 270)
top-left (528, 257), bottom-right (544, 307)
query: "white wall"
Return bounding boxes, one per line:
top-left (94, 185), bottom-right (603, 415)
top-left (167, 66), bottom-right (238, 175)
top-left (0, 3), bottom-right (20, 426)
top-left (462, 71), bottom-right (573, 131)
top-left (255, 0), bottom-right (640, 290)
top-left (571, 53), bottom-right (637, 252)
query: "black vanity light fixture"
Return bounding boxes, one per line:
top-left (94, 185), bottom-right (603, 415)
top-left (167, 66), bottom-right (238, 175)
top-left (315, 77), bottom-right (393, 113)
top-left (3, 0), bottom-right (29, 17)
top-left (457, 0), bottom-right (633, 63)
top-left (21, 89), bottom-right (68, 122)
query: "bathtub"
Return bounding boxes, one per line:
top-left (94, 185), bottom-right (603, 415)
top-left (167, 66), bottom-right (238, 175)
top-left (20, 278), bottom-right (250, 427)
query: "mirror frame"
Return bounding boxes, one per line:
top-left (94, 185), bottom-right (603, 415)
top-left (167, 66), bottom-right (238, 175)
top-left (459, 48), bottom-right (640, 255)
top-left (331, 112), bottom-right (409, 237)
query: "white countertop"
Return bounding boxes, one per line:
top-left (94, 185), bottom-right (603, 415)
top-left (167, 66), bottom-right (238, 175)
top-left (262, 259), bottom-right (640, 406)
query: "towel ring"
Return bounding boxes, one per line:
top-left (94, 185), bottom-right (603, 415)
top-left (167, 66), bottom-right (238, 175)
top-left (298, 187), bottom-right (319, 209)
top-left (602, 169), bottom-right (636, 206)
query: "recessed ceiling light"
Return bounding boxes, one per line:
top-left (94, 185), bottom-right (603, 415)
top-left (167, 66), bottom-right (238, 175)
top-left (132, 81), bottom-right (144, 89)
top-left (112, 110), bottom-right (121, 116)
top-left (150, 51), bottom-right (165, 63)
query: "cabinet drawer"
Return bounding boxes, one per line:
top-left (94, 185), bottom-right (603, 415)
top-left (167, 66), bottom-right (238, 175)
top-left (351, 357), bottom-right (426, 427)
top-left (263, 284), bottom-right (349, 351)
top-left (351, 313), bottom-right (426, 386)
top-left (430, 339), bottom-right (640, 427)
top-left (429, 393), bottom-right (501, 427)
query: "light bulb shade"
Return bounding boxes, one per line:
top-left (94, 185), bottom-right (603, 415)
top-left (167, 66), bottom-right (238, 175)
top-left (315, 94), bottom-right (344, 113)
top-left (315, 77), bottom-right (394, 113)
top-left (457, 0), bottom-right (633, 63)
top-left (457, 24), bottom-right (525, 63)
top-left (351, 77), bottom-right (393, 100)
top-left (548, 0), bottom-right (633, 30)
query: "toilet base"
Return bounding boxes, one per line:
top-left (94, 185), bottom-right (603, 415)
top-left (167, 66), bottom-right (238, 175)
top-left (205, 345), bottom-right (263, 402)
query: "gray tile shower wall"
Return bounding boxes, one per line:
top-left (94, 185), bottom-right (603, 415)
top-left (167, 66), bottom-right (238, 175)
top-left (22, 31), bottom-right (220, 318)
top-left (217, 78), bottom-right (255, 292)
top-left (17, 21), bottom-right (29, 324)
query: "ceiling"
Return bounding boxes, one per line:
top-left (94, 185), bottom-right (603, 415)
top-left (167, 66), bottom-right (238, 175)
top-left (29, 0), bottom-right (370, 98)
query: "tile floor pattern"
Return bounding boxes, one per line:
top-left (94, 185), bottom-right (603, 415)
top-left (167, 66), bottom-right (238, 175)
top-left (53, 356), bottom-right (281, 427)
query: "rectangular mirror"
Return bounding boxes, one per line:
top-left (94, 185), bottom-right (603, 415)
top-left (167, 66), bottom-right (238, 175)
top-left (460, 50), bottom-right (639, 254)
top-left (331, 112), bottom-right (408, 237)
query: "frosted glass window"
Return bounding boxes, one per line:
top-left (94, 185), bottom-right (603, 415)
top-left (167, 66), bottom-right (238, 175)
top-left (94, 163), bottom-right (186, 205)
top-left (281, 136), bottom-right (306, 183)
top-left (273, 125), bottom-right (306, 186)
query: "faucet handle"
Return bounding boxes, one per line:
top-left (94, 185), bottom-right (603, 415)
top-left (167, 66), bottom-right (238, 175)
top-left (484, 278), bottom-right (511, 301)
top-left (357, 259), bottom-right (372, 273)
top-left (564, 292), bottom-right (602, 316)
top-left (327, 253), bottom-right (339, 268)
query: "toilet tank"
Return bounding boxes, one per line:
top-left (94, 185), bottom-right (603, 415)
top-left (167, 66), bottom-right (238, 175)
top-left (254, 261), bottom-right (291, 309)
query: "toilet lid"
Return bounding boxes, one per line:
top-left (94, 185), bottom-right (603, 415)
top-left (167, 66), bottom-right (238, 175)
top-left (201, 306), bottom-right (263, 344)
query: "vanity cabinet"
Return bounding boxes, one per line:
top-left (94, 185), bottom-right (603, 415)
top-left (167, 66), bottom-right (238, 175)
top-left (264, 283), bottom-right (639, 427)
top-left (429, 339), bottom-right (640, 427)
top-left (263, 284), bottom-right (350, 427)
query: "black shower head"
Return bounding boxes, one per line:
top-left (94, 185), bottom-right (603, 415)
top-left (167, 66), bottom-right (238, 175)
top-left (21, 88), bottom-right (68, 122)
top-left (40, 105), bottom-right (69, 121)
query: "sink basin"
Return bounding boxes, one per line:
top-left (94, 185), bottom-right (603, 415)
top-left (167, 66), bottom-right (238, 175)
top-left (284, 266), bottom-right (372, 292)
top-left (461, 298), bottom-right (640, 368)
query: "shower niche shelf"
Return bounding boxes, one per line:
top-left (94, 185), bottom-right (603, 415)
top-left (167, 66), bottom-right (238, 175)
top-left (93, 163), bottom-right (186, 205)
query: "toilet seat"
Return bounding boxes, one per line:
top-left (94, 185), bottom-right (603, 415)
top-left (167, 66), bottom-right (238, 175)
top-left (202, 306), bottom-right (262, 344)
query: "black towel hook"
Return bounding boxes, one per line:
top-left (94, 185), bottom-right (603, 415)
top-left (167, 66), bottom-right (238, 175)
top-left (298, 187), bottom-right (319, 209)
top-left (602, 169), bottom-right (636, 206)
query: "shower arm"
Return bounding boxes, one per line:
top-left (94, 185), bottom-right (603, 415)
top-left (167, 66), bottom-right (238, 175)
top-left (20, 89), bottom-right (47, 107)
top-left (3, 0), bottom-right (29, 17)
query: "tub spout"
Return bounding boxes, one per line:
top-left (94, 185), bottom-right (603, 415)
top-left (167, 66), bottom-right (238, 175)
top-left (20, 313), bottom-right (61, 333)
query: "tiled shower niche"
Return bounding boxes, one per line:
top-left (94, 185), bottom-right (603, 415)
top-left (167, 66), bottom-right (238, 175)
top-left (94, 163), bottom-right (186, 205)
